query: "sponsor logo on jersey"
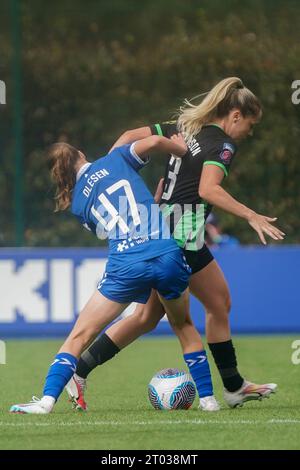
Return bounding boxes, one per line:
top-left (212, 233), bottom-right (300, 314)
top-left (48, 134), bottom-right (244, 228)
top-left (220, 142), bottom-right (234, 163)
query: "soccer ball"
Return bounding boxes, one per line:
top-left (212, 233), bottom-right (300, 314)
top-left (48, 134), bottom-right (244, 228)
top-left (148, 368), bottom-right (196, 410)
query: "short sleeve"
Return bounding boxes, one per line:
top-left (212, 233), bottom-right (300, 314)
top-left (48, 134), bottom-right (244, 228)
top-left (149, 121), bottom-right (178, 138)
top-left (116, 143), bottom-right (150, 171)
top-left (203, 140), bottom-right (236, 177)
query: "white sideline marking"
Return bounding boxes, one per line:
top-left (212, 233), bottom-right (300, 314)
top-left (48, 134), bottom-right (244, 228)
top-left (1, 419), bottom-right (300, 427)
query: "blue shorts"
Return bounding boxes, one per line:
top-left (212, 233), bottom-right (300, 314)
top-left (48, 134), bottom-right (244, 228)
top-left (98, 249), bottom-right (191, 304)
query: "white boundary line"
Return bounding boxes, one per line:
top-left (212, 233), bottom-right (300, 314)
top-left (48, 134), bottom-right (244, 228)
top-left (0, 419), bottom-right (300, 427)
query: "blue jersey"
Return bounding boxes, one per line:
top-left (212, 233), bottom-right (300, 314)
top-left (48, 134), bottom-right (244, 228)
top-left (71, 143), bottom-right (179, 262)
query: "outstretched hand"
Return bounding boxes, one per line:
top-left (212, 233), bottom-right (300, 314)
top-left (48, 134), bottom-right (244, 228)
top-left (247, 213), bottom-right (285, 245)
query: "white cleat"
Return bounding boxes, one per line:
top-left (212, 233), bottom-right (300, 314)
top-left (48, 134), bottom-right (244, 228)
top-left (199, 395), bottom-right (221, 411)
top-left (224, 380), bottom-right (277, 408)
top-left (65, 373), bottom-right (88, 411)
top-left (10, 396), bottom-right (51, 414)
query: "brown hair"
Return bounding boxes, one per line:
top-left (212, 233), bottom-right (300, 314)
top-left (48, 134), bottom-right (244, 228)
top-left (47, 142), bottom-right (81, 211)
top-left (177, 77), bottom-right (262, 143)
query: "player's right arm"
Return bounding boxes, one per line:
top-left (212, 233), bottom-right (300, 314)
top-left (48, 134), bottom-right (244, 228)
top-left (199, 164), bottom-right (285, 245)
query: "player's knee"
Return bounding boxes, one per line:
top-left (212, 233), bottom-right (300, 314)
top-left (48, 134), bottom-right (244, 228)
top-left (223, 292), bottom-right (231, 315)
top-left (212, 291), bottom-right (231, 317)
top-left (206, 291), bottom-right (231, 319)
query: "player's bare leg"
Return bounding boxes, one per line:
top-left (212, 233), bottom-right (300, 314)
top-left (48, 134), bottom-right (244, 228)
top-left (67, 291), bottom-right (164, 410)
top-left (189, 260), bottom-right (277, 407)
top-left (10, 292), bottom-right (127, 414)
top-left (189, 260), bottom-right (231, 343)
top-left (59, 292), bottom-right (128, 357)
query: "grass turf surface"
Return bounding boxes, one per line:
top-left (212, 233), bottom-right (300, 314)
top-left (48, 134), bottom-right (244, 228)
top-left (0, 336), bottom-right (299, 450)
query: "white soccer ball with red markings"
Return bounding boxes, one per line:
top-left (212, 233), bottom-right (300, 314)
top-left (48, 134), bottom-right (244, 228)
top-left (148, 368), bottom-right (196, 410)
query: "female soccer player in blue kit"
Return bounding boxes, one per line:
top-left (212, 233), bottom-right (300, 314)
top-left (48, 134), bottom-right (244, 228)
top-left (67, 77), bottom-right (283, 411)
top-left (10, 133), bottom-right (219, 414)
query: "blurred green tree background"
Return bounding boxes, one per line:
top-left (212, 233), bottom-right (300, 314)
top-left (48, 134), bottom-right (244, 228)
top-left (1, 0), bottom-right (300, 246)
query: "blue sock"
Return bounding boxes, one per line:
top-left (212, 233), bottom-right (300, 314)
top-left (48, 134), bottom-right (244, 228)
top-left (184, 350), bottom-right (213, 398)
top-left (43, 352), bottom-right (78, 400)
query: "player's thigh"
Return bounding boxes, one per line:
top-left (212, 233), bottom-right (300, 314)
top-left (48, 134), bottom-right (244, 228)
top-left (106, 290), bottom-right (165, 346)
top-left (60, 291), bottom-right (127, 354)
top-left (71, 291), bottom-right (127, 336)
top-left (189, 260), bottom-right (231, 313)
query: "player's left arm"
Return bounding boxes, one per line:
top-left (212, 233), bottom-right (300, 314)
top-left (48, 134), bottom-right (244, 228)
top-left (109, 122), bottom-right (177, 153)
top-left (109, 127), bottom-right (152, 153)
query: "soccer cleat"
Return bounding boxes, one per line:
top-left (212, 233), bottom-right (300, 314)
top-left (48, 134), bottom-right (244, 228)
top-left (10, 396), bottom-right (50, 414)
top-left (199, 395), bottom-right (221, 411)
top-left (65, 373), bottom-right (88, 411)
top-left (223, 380), bottom-right (277, 408)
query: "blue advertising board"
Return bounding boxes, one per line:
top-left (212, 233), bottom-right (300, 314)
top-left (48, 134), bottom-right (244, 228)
top-left (0, 246), bottom-right (299, 337)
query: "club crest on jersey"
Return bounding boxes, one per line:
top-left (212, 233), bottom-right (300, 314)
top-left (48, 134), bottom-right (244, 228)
top-left (220, 143), bottom-right (234, 163)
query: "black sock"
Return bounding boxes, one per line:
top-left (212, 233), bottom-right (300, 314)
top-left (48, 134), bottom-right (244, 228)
top-left (76, 333), bottom-right (120, 379)
top-left (208, 340), bottom-right (244, 392)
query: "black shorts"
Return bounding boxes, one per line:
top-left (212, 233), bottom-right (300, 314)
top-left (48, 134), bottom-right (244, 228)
top-left (182, 244), bottom-right (214, 275)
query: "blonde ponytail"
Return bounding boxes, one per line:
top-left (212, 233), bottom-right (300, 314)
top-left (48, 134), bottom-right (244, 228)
top-left (177, 77), bottom-right (261, 142)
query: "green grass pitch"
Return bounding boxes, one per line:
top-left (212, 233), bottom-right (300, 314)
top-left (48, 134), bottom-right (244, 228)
top-left (0, 336), bottom-right (299, 450)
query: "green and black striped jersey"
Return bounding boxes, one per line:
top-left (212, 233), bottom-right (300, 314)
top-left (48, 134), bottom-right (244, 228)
top-left (150, 121), bottom-right (237, 251)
